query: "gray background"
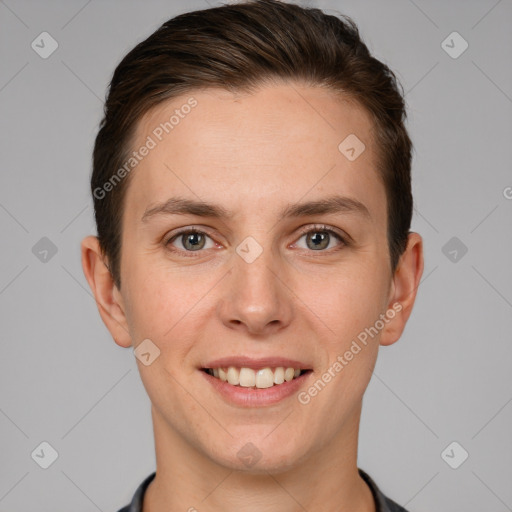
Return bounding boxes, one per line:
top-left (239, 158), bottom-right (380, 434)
top-left (1, 0), bottom-right (511, 510)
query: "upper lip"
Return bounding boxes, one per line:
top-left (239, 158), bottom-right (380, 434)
top-left (202, 356), bottom-right (312, 371)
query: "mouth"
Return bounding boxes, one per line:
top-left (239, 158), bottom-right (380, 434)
top-left (199, 356), bottom-right (314, 407)
top-left (201, 366), bottom-right (313, 390)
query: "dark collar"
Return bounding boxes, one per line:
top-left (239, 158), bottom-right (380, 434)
top-left (358, 468), bottom-right (410, 512)
top-left (118, 468), bottom-right (409, 512)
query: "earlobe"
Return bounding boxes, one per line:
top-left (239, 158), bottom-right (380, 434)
top-left (80, 235), bottom-right (132, 348)
top-left (380, 232), bottom-right (424, 347)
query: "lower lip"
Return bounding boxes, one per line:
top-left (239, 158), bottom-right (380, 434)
top-left (200, 369), bottom-right (312, 407)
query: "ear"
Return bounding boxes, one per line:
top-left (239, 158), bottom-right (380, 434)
top-left (80, 235), bottom-right (132, 348)
top-left (380, 232), bottom-right (424, 347)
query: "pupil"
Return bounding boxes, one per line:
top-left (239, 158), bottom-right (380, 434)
top-left (185, 232), bottom-right (204, 250)
top-left (309, 231), bottom-right (328, 250)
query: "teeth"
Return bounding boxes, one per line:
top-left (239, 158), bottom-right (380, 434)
top-left (273, 367), bottom-right (284, 384)
top-left (239, 367), bottom-right (256, 387)
top-left (255, 368), bottom-right (274, 388)
top-left (207, 366), bottom-right (306, 389)
top-left (226, 366), bottom-right (240, 385)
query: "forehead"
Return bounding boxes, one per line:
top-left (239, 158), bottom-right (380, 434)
top-left (125, 83), bottom-right (385, 225)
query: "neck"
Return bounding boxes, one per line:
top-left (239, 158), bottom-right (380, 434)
top-left (143, 404), bottom-right (375, 512)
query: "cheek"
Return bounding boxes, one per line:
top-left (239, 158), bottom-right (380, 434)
top-left (321, 263), bottom-right (388, 388)
top-left (124, 261), bottom-right (220, 368)
top-left (310, 264), bottom-right (388, 340)
top-left (122, 259), bottom-right (189, 341)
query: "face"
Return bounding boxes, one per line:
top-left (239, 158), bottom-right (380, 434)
top-left (84, 82), bottom-right (420, 473)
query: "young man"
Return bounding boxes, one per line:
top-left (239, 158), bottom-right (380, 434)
top-left (81, 1), bottom-right (423, 511)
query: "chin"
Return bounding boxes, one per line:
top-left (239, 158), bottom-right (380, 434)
top-left (206, 432), bottom-right (308, 475)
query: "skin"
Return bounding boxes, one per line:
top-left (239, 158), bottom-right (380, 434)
top-left (81, 82), bottom-right (423, 512)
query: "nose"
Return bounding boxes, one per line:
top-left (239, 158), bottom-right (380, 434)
top-left (216, 242), bottom-right (294, 336)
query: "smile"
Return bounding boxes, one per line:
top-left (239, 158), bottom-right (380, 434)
top-left (200, 366), bottom-right (313, 407)
top-left (202, 366), bottom-right (311, 389)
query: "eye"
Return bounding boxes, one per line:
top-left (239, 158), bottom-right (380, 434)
top-left (165, 228), bottom-right (216, 254)
top-left (164, 224), bottom-right (348, 257)
top-left (294, 224), bottom-right (347, 252)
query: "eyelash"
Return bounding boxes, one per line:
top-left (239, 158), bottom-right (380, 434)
top-left (164, 224), bottom-right (348, 257)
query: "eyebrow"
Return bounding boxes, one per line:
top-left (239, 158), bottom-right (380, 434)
top-left (141, 195), bottom-right (371, 223)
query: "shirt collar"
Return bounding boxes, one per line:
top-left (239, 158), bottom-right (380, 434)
top-left (358, 468), bottom-right (409, 512)
top-left (119, 468), bottom-right (408, 512)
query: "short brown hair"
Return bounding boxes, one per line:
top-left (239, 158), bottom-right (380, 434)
top-left (91, 0), bottom-right (413, 290)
